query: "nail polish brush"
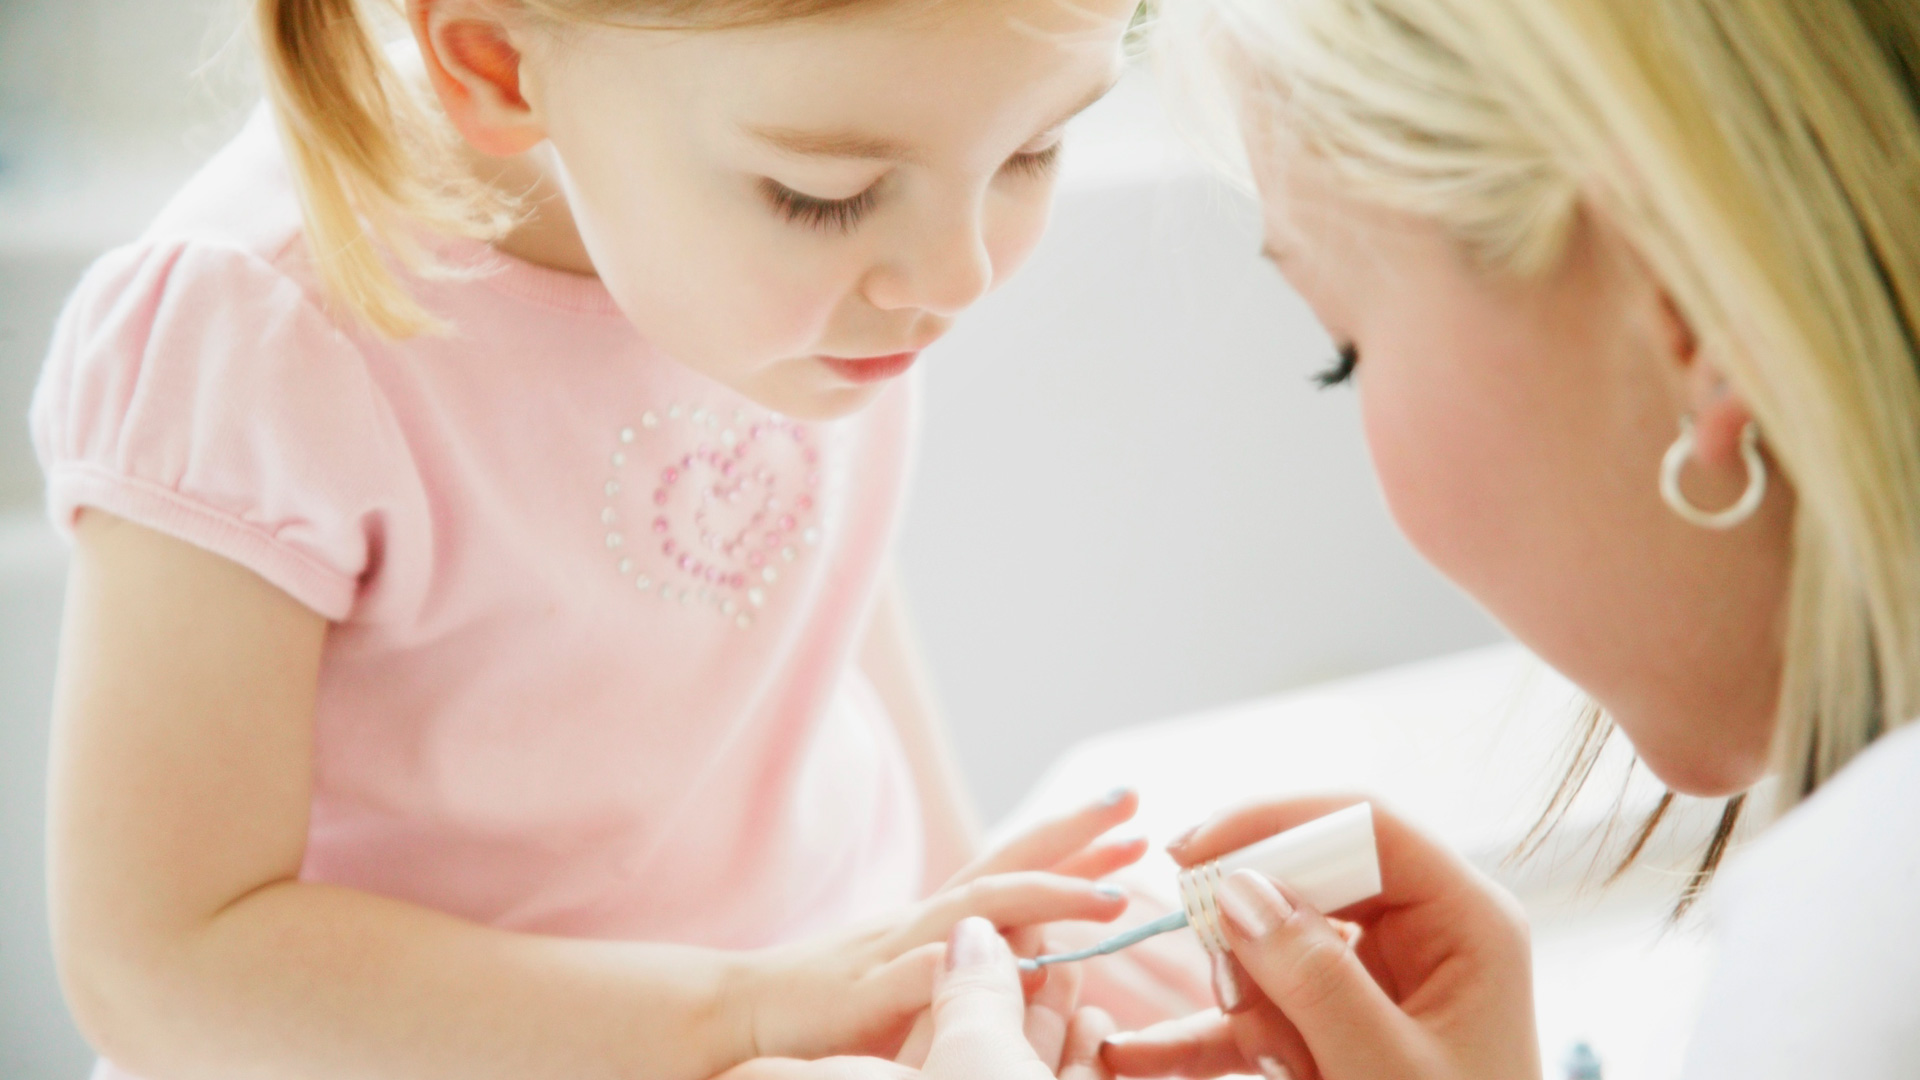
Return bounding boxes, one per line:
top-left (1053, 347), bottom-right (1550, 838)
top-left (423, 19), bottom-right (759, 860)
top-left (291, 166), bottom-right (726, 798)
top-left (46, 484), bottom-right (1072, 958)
top-left (1018, 802), bottom-right (1381, 971)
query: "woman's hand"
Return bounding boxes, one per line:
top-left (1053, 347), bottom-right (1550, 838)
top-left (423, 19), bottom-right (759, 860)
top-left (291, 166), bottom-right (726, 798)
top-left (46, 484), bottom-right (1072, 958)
top-left (741, 791), bottom-right (1146, 1062)
top-left (1102, 797), bottom-right (1542, 1080)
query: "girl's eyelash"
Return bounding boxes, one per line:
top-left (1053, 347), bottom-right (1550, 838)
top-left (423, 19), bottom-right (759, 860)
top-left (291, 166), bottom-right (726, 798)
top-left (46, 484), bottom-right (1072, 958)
top-left (761, 180), bottom-right (878, 234)
top-left (1314, 342), bottom-right (1359, 388)
top-left (1004, 143), bottom-right (1063, 179)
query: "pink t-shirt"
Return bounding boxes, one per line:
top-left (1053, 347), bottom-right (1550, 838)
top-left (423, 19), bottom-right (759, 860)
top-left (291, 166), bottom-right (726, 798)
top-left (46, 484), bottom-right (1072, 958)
top-left (32, 110), bottom-right (926, 1052)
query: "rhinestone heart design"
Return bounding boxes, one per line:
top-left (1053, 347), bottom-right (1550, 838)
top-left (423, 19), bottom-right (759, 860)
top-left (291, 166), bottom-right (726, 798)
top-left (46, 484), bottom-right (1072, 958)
top-left (600, 403), bottom-right (822, 629)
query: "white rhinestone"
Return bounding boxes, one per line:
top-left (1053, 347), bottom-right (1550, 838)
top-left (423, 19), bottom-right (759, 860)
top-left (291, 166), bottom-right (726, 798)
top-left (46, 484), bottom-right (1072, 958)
top-left (679, 590), bottom-right (694, 606)
top-left (618, 558), bottom-right (633, 574)
top-left (734, 409), bottom-right (748, 425)
top-left (641, 411), bottom-right (659, 428)
top-left (669, 404), bottom-right (683, 420)
top-left (606, 533), bottom-right (623, 549)
top-left (721, 599), bottom-right (737, 615)
top-left (767, 497), bottom-right (781, 511)
top-left (612, 452), bottom-right (626, 467)
top-left (802, 528), bottom-right (820, 546)
top-left (619, 427), bottom-right (635, 443)
top-left (781, 546), bottom-right (796, 562)
top-left (736, 614), bottom-right (753, 629)
top-left (748, 587), bottom-right (766, 607)
top-left (692, 408), bottom-right (708, 424)
top-left (660, 586), bottom-right (676, 601)
top-left (635, 574), bottom-right (652, 590)
top-left (601, 507), bottom-right (617, 524)
top-left (721, 429), bottom-right (738, 448)
top-left (604, 480), bottom-right (621, 497)
top-left (762, 567), bottom-right (777, 583)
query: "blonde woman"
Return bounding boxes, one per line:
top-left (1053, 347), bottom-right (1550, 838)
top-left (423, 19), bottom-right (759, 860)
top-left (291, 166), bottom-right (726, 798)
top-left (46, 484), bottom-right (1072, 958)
top-left (912, 1), bottom-right (1920, 1078)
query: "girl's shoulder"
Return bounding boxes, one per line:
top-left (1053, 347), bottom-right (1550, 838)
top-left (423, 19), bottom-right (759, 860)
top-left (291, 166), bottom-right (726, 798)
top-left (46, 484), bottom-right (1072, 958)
top-left (1682, 721), bottom-right (1920, 1079)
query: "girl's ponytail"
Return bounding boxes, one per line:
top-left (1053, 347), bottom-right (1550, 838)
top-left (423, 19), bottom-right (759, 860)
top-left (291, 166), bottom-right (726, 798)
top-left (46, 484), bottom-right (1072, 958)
top-left (255, 0), bottom-right (515, 336)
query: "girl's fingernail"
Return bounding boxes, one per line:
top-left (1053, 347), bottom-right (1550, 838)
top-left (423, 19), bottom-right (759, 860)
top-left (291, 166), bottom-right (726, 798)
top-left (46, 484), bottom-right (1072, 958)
top-left (1100, 786), bottom-right (1132, 806)
top-left (946, 916), bottom-right (999, 972)
top-left (1218, 869), bottom-right (1291, 939)
top-left (1094, 882), bottom-right (1126, 900)
top-left (1209, 950), bottom-right (1248, 1013)
top-left (1256, 1054), bottom-right (1295, 1080)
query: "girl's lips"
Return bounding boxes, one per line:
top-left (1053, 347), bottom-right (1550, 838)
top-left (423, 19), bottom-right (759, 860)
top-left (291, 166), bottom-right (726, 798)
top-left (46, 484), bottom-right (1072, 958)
top-left (819, 351), bottom-right (919, 384)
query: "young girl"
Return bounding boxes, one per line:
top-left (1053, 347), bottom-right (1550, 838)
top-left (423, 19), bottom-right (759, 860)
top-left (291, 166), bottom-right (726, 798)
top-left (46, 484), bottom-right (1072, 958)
top-left (30, 0), bottom-right (1159, 1076)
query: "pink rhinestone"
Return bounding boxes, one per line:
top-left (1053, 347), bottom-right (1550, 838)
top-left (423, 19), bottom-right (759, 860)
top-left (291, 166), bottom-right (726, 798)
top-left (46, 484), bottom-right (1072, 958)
top-left (803, 449), bottom-right (819, 465)
top-left (795, 495), bottom-right (813, 512)
top-left (653, 516), bottom-right (669, 533)
top-left (653, 488), bottom-right (668, 506)
top-left (749, 553), bottom-right (764, 567)
top-left (661, 467), bottom-right (679, 485)
top-left (662, 540), bottom-right (676, 556)
top-left (678, 554), bottom-right (693, 571)
top-left (779, 514), bottom-right (796, 531)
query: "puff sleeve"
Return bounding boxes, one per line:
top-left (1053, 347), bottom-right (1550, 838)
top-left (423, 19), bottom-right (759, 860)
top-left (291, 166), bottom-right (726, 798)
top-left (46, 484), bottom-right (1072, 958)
top-left (30, 240), bottom-right (412, 621)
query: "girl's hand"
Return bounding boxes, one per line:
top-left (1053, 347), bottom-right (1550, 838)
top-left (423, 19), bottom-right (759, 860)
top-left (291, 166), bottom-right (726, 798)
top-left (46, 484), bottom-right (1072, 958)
top-left (1101, 797), bottom-right (1542, 1080)
top-left (742, 791), bottom-right (1146, 1062)
top-left (717, 917), bottom-right (1114, 1080)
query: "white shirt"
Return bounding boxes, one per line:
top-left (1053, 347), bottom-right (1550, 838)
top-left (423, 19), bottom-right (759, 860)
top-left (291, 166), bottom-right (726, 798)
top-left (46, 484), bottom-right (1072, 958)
top-left (1684, 720), bottom-right (1920, 1078)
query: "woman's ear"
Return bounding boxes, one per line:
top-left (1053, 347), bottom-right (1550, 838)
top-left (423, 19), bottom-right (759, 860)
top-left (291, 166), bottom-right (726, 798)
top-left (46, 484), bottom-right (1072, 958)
top-left (408, 0), bottom-right (545, 157)
top-left (1661, 291), bottom-right (1755, 472)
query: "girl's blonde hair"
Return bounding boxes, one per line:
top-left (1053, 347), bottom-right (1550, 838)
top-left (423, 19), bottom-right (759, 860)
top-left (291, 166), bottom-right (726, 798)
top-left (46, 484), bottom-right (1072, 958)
top-left (254, 0), bottom-right (880, 336)
top-left (1160, 0), bottom-right (1920, 903)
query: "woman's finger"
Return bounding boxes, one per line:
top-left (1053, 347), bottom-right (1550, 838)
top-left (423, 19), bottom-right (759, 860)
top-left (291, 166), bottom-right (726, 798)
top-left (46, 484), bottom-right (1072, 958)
top-left (1050, 836), bottom-right (1150, 880)
top-left (1099, 1010), bottom-right (1245, 1078)
top-left (904, 872), bottom-right (1128, 946)
top-left (1216, 870), bottom-right (1419, 1078)
top-left (1227, 995), bottom-right (1319, 1080)
top-left (1060, 1007), bottom-right (1118, 1080)
top-left (951, 789), bottom-right (1139, 883)
top-left (1167, 796), bottom-right (1477, 919)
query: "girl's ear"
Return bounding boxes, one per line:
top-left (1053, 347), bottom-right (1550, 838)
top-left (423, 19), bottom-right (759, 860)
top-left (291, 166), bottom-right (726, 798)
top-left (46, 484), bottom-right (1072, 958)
top-left (1660, 291), bottom-right (1755, 472)
top-left (409, 0), bottom-right (546, 157)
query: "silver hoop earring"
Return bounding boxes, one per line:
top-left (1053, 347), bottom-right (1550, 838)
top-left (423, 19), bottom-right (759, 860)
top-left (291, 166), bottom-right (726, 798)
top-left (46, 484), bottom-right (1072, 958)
top-left (1659, 417), bottom-right (1767, 529)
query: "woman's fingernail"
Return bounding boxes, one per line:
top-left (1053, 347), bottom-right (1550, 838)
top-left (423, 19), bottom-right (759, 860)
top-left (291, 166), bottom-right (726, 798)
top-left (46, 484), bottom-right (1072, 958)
top-left (1209, 950), bottom-right (1248, 1013)
top-left (1101, 1031), bottom-right (1138, 1048)
top-left (946, 916), bottom-right (999, 972)
top-left (1218, 869), bottom-right (1291, 939)
top-left (1166, 822), bottom-right (1202, 853)
top-left (1100, 786), bottom-right (1132, 806)
top-left (1256, 1054), bottom-right (1294, 1080)
top-left (1094, 882), bottom-right (1126, 900)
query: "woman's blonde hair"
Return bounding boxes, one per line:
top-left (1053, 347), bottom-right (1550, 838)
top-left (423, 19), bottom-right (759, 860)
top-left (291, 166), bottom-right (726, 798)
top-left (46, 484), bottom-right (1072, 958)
top-left (1160, 0), bottom-right (1920, 904)
top-left (254, 0), bottom-right (883, 336)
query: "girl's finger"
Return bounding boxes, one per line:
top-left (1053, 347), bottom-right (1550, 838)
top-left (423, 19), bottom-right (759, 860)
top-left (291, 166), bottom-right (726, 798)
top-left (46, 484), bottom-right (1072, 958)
top-left (850, 941), bottom-right (947, 1039)
top-left (1099, 1010), bottom-right (1245, 1078)
top-left (1060, 1007), bottom-right (1118, 1080)
top-left (1050, 836), bottom-right (1150, 880)
top-left (906, 872), bottom-right (1129, 945)
top-left (952, 789), bottom-right (1139, 883)
top-left (1216, 870), bottom-right (1418, 1078)
top-left (1025, 941), bottom-right (1082, 1069)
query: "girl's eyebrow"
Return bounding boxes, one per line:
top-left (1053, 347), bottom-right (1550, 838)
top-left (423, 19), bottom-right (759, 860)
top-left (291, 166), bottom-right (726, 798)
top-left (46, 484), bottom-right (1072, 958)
top-left (745, 75), bottom-right (1123, 163)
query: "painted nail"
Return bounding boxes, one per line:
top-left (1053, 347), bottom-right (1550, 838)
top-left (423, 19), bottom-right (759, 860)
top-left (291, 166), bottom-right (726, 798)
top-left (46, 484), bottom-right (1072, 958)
top-left (1209, 950), bottom-right (1248, 1013)
top-left (1256, 1054), bottom-right (1295, 1080)
top-left (1094, 882), bottom-right (1126, 901)
top-left (1218, 869), bottom-right (1290, 939)
top-left (1100, 786), bottom-right (1132, 807)
top-left (1166, 821), bottom-right (1203, 854)
top-left (947, 916), bottom-right (999, 972)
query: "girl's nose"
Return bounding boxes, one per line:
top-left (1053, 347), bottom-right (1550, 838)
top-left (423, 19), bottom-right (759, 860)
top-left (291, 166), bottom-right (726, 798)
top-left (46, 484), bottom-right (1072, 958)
top-left (863, 206), bottom-right (994, 317)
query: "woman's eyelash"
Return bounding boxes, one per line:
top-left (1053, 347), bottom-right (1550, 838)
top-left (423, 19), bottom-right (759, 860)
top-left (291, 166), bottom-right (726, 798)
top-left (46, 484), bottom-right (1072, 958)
top-left (1004, 143), bottom-right (1063, 179)
top-left (1314, 342), bottom-right (1359, 388)
top-left (761, 180), bottom-right (878, 234)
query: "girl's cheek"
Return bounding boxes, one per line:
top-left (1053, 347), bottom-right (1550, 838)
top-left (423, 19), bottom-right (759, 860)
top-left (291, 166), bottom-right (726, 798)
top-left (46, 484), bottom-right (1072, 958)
top-left (983, 188), bottom-right (1057, 289)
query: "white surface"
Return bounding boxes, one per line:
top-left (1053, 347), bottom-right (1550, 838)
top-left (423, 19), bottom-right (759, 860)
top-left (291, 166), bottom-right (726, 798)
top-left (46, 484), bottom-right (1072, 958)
top-left (1002, 644), bottom-right (1723, 1080)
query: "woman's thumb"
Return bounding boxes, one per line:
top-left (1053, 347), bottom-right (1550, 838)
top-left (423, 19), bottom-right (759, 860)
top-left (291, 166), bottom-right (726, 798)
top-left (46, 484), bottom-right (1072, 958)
top-left (1215, 870), bottom-right (1417, 1077)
